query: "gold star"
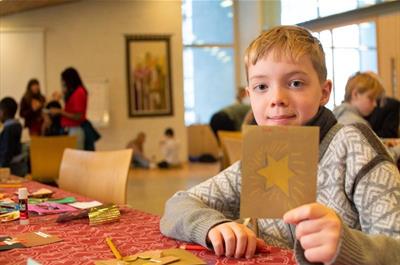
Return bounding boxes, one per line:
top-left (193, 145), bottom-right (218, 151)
top-left (257, 155), bottom-right (295, 197)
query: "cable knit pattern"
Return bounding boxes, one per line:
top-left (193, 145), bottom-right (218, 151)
top-left (160, 124), bottom-right (400, 265)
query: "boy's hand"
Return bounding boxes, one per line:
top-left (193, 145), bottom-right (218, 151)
top-left (207, 221), bottom-right (266, 259)
top-left (283, 203), bottom-right (342, 264)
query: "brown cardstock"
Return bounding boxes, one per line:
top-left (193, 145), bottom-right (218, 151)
top-left (240, 125), bottom-right (319, 218)
top-left (95, 248), bottom-right (206, 265)
top-left (15, 231), bottom-right (62, 247)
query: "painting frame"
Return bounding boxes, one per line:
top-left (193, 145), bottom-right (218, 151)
top-left (126, 35), bottom-right (173, 117)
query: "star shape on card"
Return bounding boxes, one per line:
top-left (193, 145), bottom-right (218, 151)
top-left (257, 155), bottom-right (295, 197)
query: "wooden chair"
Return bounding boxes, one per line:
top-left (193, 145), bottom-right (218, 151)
top-left (187, 124), bottom-right (220, 160)
top-left (29, 136), bottom-right (77, 184)
top-left (218, 131), bottom-right (242, 169)
top-left (58, 148), bottom-right (133, 205)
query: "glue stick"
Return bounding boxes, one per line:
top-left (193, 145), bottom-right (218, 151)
top-left (18, 187), bottom-right (29, 225)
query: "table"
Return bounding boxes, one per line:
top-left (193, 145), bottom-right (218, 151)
top-left (0, 180), bottom-right (296, 265)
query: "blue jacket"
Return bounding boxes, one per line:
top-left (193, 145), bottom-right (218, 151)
top-left (0, 119), bottom-right (22, 167)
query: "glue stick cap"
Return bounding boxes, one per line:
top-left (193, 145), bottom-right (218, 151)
top-left (18, 187), bottom-right (28, 199)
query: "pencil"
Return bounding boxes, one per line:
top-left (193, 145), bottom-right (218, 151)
top-left (179, 243), bottom-right (270, 254)
top-left (179, 244), bottom-right (208, 251)
top-left (106, 237), bottom-right (122, 260)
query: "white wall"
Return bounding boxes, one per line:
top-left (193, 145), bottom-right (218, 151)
top-left (0, 28), bottom-right (45, 101)
top-left (0, 0), bottom-right (187, 161)
top-left (237, 1), bottom-right (262, 87)
top-left (236, 1), bottom-right (282, 88)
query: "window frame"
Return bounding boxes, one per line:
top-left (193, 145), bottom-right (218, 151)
top-left (182, 0), bottom-right (239, 125)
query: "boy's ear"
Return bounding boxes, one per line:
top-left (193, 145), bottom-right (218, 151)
top-left (351, 88), bottom-right (359, 100)
top-left (320, 80), bottom-right (332, 106)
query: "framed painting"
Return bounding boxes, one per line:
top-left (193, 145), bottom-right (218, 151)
top-left (126, 35), bottom-right (173, 117)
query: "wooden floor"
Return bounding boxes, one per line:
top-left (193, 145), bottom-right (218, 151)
top-left (126, 162), bottom-right (220, 215)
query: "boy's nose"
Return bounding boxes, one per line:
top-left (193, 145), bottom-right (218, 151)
top-left (269, 87), bottom-right (288, 107)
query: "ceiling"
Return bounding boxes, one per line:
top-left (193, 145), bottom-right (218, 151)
top-left (0, 0), bottom-right (78, 17)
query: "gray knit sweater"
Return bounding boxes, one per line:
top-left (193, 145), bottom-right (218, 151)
top-left (160, 124), bottom-right (400, 265)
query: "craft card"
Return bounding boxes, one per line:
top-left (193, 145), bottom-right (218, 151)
top-left (0, 211), bottom-right (19, 222)
top-left (14, 231), bottom-right (62, 247)
top-left (28, 202), bottom-right (77, 215)
top-left (240, 126), bottom-right (319, 218)
top-left (95, 248), bottom-right (206, 265)
top-left (0, 236), bottom-right (24, 251)
top-left (56, 209), bottom-right (89, 223)
top-left (27, 258), bottom-right (42, 265)
top-left (30, 188), bottom-right (54, 198)
top-left (69, 201), bottom-right (102, 209)
top-left (29, 196), bottom-right (76, 205)
top-left (0, 200), bottom-right (17, 214)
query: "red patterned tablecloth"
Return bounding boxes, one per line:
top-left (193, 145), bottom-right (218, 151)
top-left (0, 180), bottom-right (296, 265)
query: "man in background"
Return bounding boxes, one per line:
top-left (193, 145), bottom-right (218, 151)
top-left (210, 87), bottom-right (251, 140)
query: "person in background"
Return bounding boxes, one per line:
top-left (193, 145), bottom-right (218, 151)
top-left (19, 79), bottom-right (46, 136)
top-left (333, 71), bottom-right (384, 126)
top-left (127, 132), bottom-right (150, 168)
top-left (366, 96), bottom-right (400, 138)
top-left (158, 128), bottom-right (180, 169)
top-left (43, 91), bottom-right (63, 136)
top-left (0, 97), bottom-right (25, 176)
top-left (210, 87), bottom-right (251, 140)
top-left (161, 26), bottom-right (400, 264)
top-left (50, 67), bottom-right (87, 149)
top-left (333, 72), bottom-right (400, 161)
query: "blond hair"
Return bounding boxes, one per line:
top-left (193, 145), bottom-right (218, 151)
top-left (344, 72), bottom-right (384, 102)
top-left (244, 25), bottom-right (327, 83)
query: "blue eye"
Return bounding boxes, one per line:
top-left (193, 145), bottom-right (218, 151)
top-left (289, 80), bottom-right (303, 88)
top-left (254, 84), bottom-right (268, 92)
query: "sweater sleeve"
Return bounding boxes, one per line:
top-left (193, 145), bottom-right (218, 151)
top-left (160, 162), bottom-right (242, 246)
top-left (293, 124), bottom-right (400, 265)
top-left (331, 224), bottom-right (400, 265)
top-left (330, 161), bottom-right (400, 265)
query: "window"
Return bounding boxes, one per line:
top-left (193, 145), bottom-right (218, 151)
top-left (315, 22), bottom-right (377, 109)
top-left (281, 1), bottom-right (380, 109)
top-left (281, 0), bottom-right (380, 25)
top-left (182, 0), bottom-right (235, 125)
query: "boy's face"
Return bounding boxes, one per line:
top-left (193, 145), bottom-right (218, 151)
top-left (246, 53), bottom-right (331, 126)
top-left (350, 90), bottom-right (377, 117)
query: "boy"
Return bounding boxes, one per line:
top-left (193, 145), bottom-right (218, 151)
top-left (333, 72), bottom-right (400, 162)
top-left (160, 26), bottom-right (400, 265)
top-left (210, 87), bottom-right (251, 139)
top-left (333, 71), bottom-right (384, 126)
top-left (158, 128), bottom-right (180, 168)
top-left (0, 97), bottom-right (23, 176)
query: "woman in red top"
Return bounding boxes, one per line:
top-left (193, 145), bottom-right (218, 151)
top-left (50, 67), bottom-right (87, 149)
top-left (19, 79), bottom-right (46, 136)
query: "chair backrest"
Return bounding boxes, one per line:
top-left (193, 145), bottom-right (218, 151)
top-left (58, 148), bottom-right (133, 205)
top-left (30, 136), bottom-right (77, 183)
top-left (187, 124), bottom-right (219, 159)
top-left (218, 131), bottom-right (242, 169)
